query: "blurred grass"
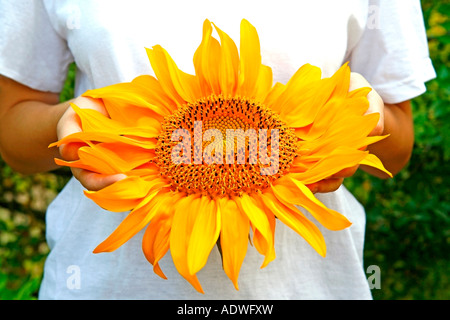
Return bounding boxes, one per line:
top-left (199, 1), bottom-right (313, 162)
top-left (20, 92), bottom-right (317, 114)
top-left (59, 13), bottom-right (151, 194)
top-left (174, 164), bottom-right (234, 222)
top-left (0, 1), bottom-right (449, 300)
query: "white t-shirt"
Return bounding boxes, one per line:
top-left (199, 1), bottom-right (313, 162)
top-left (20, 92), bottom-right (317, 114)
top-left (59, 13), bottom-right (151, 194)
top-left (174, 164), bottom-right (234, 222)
top-left (0, 0), bottom-right (435, 300)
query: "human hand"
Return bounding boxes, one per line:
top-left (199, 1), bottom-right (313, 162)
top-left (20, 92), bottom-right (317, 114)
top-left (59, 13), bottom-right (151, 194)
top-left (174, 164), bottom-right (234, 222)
top-left (56, 96), bottom-right (126, 191)
top-left (307, 72), bottom-right (385, 193)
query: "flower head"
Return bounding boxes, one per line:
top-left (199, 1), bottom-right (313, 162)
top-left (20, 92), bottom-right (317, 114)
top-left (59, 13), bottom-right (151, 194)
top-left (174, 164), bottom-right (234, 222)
top-left (51, 19), bottom-right (391, 293)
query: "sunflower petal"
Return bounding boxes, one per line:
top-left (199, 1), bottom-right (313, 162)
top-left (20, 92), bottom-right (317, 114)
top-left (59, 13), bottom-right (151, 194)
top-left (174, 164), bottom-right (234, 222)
top-left (272, 176), bottom-right (352, 231)
top-left (92, 189), bottom-right (163, 253)
top-left (187, 197), bottom-right (221, 275)
top-left (170, 195), bottom-right (204, 293)
top-left (238, 19), bottom-right (261, 97)
top-left (219, 197), bottom-right (249, 290)
top-left (142, 191), bottom-right (179, 279)
top-left (130, 75), bottom-right (178, 113)
top-left (360, 153), bottom-right (393, 177)
top-left (291, 147), bottom-right (369, 184)
top-left (213, 22), bottom-right (239, 97)
top-left (261, 192), bottom-right (326, 257)
top-left (52, 131), bottom-right (157, 150)
top-left (254, 64), bottom-right (273, 103)
top-left (100, 98), bottom-right (164, 128)
top-left (147, 45), bottom-right (199, 105)
top-left (84, 176), bottom-right (166, 213)
top-left (236, 193), bottom-right (275, 268)
top-left (72, 143), bottom-right (154, 175)
top-left (82, 82), bottom-right (172, 117)
top-left (193, 19), bottom-right (220, 95)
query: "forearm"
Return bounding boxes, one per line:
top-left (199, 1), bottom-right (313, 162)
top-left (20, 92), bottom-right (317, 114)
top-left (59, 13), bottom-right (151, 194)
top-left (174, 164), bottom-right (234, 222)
top-left (362, 101), bottom-right (414, 178)
top-left (0, 99), bottom-right (71, 174)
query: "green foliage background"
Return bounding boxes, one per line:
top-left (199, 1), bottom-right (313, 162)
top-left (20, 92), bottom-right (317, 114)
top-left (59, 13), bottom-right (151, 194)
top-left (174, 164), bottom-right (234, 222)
top-left (0, 1), bottom-right (448, 300)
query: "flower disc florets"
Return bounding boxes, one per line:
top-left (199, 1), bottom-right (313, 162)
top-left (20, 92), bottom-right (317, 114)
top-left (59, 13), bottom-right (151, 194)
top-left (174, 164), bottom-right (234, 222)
top-left (155, 94), bottom-right (298, 198)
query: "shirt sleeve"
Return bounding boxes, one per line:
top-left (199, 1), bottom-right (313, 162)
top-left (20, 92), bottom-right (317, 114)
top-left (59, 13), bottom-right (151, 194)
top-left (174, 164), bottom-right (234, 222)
top-left (348, 0), bottom-right (436, 104)
top-left (0, 0), bottom-right (73, 93)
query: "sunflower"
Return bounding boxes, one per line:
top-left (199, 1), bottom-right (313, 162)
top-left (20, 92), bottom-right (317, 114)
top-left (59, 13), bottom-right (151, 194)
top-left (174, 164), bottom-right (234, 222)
top-left (50, 19), bottom-right (391, 293)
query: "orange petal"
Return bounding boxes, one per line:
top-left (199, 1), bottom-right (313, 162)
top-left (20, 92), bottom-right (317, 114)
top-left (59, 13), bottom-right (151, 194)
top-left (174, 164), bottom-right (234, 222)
top-left (66, 143), bottom-right (154, 175)
top-left (235, 193), bottom-right (275, 268)
top-left (93, 188), bottom-right (167, 253)
top-left (272, 176), bottom-right (352, 231)
top-left (292, 147), bottom-right (369, 184)
top-left (359, 153), bottom-right (393, 177)
top-left (252, 196), bottom-right (276, 269)
top-left (218, 197), bottom-right (250, 290)
top-left (52, 131), bottom-right (157, 150)
top-left (130, 75), bottom-right (178, 113)
top-left (187, 197), bottom-right (221, 275)
top-left (260, 192), bottom-right (326, 257)
top-left (82, 81), bottom-right (173, 117)
top-left (142, 191), bottom-right (181, 279)
top-left (100, 98), bottom-right (164, 128)
top-left (169, 195), bottom-right (204, 293)
top-left (84, 176), bottom-right (167, 213)
top-left (147, 45), bottom-right (201, 104)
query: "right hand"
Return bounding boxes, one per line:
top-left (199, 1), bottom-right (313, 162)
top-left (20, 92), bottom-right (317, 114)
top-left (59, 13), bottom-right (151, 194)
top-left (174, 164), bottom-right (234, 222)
top-left (56, 96), bottom-right (126, 191)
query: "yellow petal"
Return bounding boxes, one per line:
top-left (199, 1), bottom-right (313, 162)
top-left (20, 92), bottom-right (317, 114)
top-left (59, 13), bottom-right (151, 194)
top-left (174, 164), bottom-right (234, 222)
top-left (213, 22), bottom-right (239, 97)
top-left (238, 19), bottom-right (261, 97)
top-left (169, 195), bottom-right (204, 293)
top-left (219, 197), bottom-right (250, 290)
top-left (142, 191), bottom-right (180, 279)
top-left (146, 46), bottom-right (193, 105)
top-left (187, 197), bottom-right (221, 275)
top-left (130, 75), bottom-right (178, 113)
top-left (84, 176), bottom-right (166, 213)
top-left (278, 63), bottom-right (353, 128)
top-left (93, 189), bottom-right (166, 253)
top-left (261, 192), bottom-right (326, 257)
top-left (291, 147), bottom-right (368, 184)
top-left (69, 143), bottom-right (154, 175)
top-left (51, 131), bottom-right (157, 150)
top-left (254, 64), bottom-right (273, 103)
top-left (100, 98), bottom-right (164, 129)
top-left (263, 82), bottom-right (286, 113)
top-left (235, 193), bottom-right (275, 268)
top-left (360, 153), bottom-right (393, 177)
top-left (272, 176), bottom-right (352, 231)
top-left (252, 196), bottom-right (276, 269)
top-left (274, 64), bottom-right (322, 112)
top-left (193, 19), bottom-right (220, 95)
top-left (82, 82), bottom-right (172, 117)
top-left (278, 79), bottom-right (330, 128)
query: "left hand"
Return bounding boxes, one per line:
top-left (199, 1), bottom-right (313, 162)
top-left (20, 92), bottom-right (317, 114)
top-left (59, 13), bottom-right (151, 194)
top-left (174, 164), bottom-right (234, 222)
top-left (307, 72), bottom-right (385, 193)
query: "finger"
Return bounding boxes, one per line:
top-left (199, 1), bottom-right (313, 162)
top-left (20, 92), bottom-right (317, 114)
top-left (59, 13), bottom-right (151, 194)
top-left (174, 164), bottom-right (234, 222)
top-left (57, 97), bottom-right (107, 161)
top-left (330, 164), bottom-right (359, 179)
top-left (71, 167), bottom-right (127, 191)
top-left (306, 178), bottom-right (344, 194)
top-left (350, 72), bottom-right (384, 136)
top-left (59, 142), bottom-right (87, 161)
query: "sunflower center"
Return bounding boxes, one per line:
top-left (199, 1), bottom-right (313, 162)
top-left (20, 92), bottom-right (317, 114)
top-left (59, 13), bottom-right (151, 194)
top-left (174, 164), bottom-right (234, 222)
top-left (155, 94), bottom-right (298, 198)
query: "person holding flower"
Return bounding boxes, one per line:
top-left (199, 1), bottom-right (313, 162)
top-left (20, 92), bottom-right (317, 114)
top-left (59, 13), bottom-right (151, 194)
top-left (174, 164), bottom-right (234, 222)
top-left (0, 0), bottom-right (435, 299)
